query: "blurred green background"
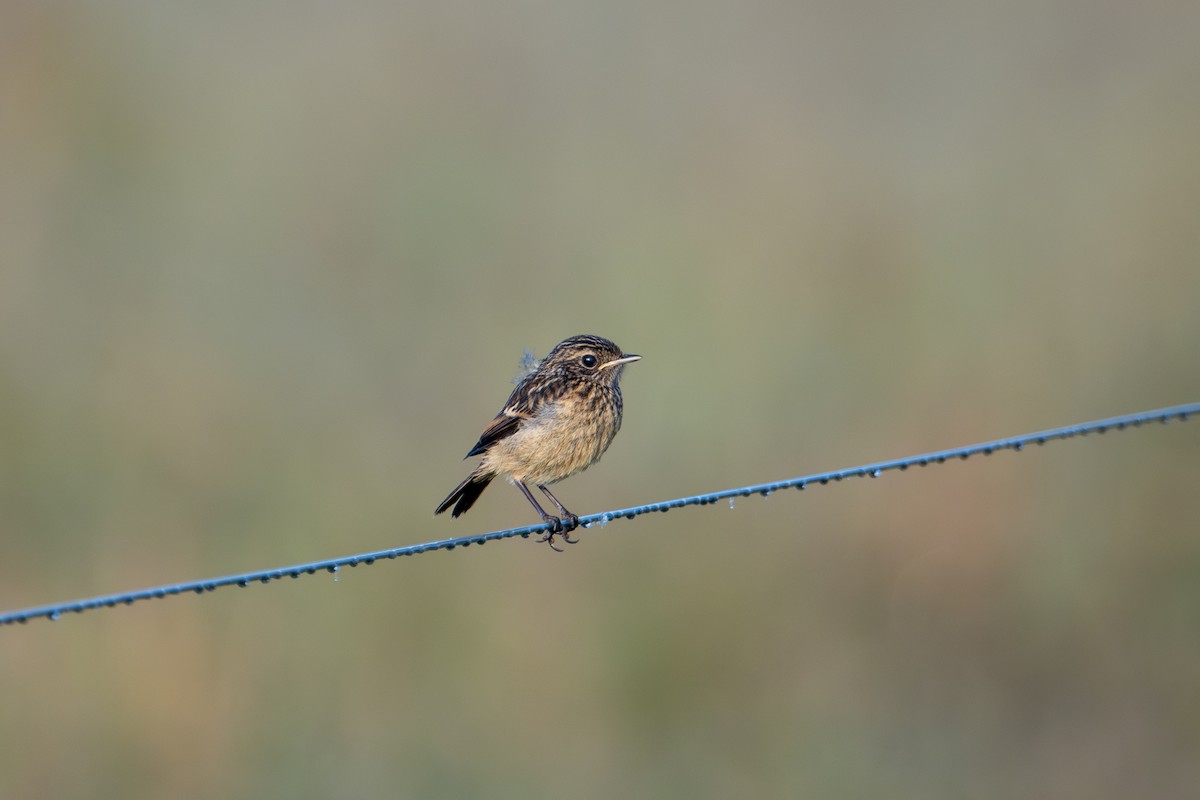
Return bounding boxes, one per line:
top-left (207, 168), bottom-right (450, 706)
top-left (3, 1), bottom-right (1199, 797)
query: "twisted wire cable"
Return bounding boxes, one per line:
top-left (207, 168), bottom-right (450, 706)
top-left (2, 402), bottom-right (1196, 626)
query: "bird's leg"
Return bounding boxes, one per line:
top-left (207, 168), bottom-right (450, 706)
top-left (516, 481), bottom-right (566, 551)
top-left (537, 484), bottom-right (580, 544)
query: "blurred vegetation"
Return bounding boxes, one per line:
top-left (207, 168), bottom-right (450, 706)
top-left (2, 0), bottom-right (1199, 797)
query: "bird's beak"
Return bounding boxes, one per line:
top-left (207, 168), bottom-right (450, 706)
top-left (601, 354), bottom-right (642, 369)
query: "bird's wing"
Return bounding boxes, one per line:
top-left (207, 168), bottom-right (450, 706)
top-left (465, 412), bottom-right (524, 457)
top-left (463, 380), bottom-right (541, 458)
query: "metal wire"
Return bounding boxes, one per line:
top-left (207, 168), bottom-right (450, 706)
top-left (2, 402), bottom-right (1196, 626)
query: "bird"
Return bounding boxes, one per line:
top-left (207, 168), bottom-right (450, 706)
top-left (435, 334), bottom-right (641, 550)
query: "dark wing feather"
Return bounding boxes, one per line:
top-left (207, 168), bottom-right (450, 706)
top-left (463, 376), bottom-right (542, 457)
top-left (465, 413), bottom-right (523, 457)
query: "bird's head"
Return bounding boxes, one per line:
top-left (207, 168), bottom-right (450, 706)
top-left (541, 334), bottom-right (641, 385)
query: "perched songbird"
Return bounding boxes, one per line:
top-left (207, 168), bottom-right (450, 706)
top-left (435, 334), bottom-right (641, 550)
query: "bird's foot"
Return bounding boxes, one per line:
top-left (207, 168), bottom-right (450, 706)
top-left (536, 514), bottom-right (580, 551)
top-left (559, 514), bottom-right (580, 544)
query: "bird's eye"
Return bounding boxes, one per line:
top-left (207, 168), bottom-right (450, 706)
top-left (580, 354), bottom-right (598, 368)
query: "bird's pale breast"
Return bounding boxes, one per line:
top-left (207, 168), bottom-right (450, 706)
top-left (482, 387), bottom-right (622, 485)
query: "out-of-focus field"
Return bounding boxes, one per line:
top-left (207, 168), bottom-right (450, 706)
top-left (2, 1), bottom-right (1198, 797)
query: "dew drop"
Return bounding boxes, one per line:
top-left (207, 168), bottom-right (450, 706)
top-left (599, 513), bottom-right (610, 528)
top-left (728, 497), bottom-right (736, 509)
top-left (870, 469), bottom-right (881, 478)
top-left (49, 611), bottom-right (61, 622)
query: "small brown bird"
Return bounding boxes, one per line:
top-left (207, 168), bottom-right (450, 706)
top-left (435, 334), bottom-right (641, 550)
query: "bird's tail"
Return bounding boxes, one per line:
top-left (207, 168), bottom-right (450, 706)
top-left (434, 470), bottom-right (493, 518)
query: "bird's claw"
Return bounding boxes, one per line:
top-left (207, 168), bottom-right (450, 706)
top-left (536, 514), bottom-right (580, 551)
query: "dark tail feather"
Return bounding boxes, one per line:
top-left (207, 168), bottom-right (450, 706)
top-left (434, 472), bottom-right (493, 518)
